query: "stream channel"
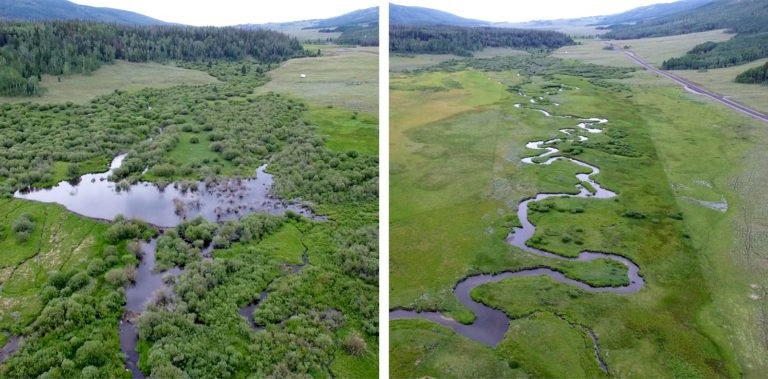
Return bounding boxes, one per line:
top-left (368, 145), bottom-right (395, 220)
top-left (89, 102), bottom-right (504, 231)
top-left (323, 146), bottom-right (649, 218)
top-left (390, 101), bottom-right (645, 373)
top-left (10, 154), bottom-right (319, 377)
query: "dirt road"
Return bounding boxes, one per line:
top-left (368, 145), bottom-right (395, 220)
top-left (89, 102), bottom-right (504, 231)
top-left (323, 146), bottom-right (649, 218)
top-left (623, 50), bottom-right (768, 123)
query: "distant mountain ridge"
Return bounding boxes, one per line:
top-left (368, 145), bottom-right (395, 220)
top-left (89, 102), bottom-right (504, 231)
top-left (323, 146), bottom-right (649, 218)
top-left (0, 0), bottom-right (167, 25)
top-left (239, 6), bottom-right (378, 31)
top-left (604, 0), bottom-right (768, 38)
top-left (389, 3), bottom-right (488, 26)
top-left (598, 0), bottom-right (714, 26)
top-left (312, 6), bottom-right (377, 28)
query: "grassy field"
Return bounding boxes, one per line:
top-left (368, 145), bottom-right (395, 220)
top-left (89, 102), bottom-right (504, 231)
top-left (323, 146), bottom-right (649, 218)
top-left (0, 61), bottom-right (218, 105)
top-left (552, 30), bottom-right (733, 67)
top-left (674, 59), bottom-right (768, 114)
top-left (553, 29), bottom-right (768, 114)
top-left (390, 54), bottom-right (767, 377)
top-left (304, 107), bottom-right (378, 155)
top-left (254, 46), bottom-right (378, 115)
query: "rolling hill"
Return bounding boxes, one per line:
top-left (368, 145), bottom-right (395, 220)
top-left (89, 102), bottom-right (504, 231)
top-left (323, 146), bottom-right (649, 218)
top-left (313, 6), bottom-right (377, 28)
top-left (0, 0), bottom-right (167, 25)
top-left (239, 6), bottom-right (378, 31)
top-left (389, 3), bottom-right (488, 26)
top-left (604, 0), bottom-right (767, 39)
top-left (598, 0), bottom-right (714, 26)
top-left (601, 0), bottom-right (768, 70)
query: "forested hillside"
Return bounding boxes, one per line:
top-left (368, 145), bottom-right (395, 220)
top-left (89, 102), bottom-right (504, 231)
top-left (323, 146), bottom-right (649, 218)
top-left (0, 0), bottom-right (166, 25)
top-left (604, 0), bottom-right (767, 39)
top-left (311, 6), bottom-right (377, 29)
top-left (661, 33), bottom-right (768, 69)
top-left (602, 0), bottom-right (768, 70)
top-left (389, 4), bottom-right (487, 26)
top-left (0, 21), bottom-right (310, 96)
top-left (336, 25), bottom-right (379, 46)
top-left (598, 0), bottom-right (713, 26)
top-left (390, 25), bottom-right (574, 56)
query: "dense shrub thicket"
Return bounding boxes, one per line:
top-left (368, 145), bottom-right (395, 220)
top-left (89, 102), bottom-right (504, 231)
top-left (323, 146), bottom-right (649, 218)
top-left (426, 55), bottom-right (635, 80)
top-left (1, 219), bottom-right (147, 378)
top-left (0, 16), bottom-right (378, 376)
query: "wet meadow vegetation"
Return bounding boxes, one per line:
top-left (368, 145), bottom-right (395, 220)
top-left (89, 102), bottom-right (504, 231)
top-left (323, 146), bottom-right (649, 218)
top-left (390, 52), bottom-right (766, 377)
top-left (0, 20), bottom-right (377, 378)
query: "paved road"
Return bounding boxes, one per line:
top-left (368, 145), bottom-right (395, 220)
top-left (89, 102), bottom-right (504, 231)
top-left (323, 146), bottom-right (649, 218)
top-left (623, 50), bottom-right (768, 123)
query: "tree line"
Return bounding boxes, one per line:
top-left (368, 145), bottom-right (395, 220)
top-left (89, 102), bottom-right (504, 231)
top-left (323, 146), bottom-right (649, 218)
top-left (336, 24), bottom-right (379, 46)
top-left (660, 33), bottom-right (768, 70)
top-left (0, 20), bottom-right (311, 96)
top-left (390, 25), bottom-right (574, 56)
top-left (735, 61), bottom-right (768, 84)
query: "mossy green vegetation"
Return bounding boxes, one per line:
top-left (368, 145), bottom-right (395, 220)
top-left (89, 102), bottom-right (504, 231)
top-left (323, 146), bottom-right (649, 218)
top-left (305, 106), bottom-right (378, 155)
top-left (391, 319), bottom-right (526, 379)
top-left (391, 53), bottom-right (765, 377)
top-left (498, 312), bottom-right (607, 378)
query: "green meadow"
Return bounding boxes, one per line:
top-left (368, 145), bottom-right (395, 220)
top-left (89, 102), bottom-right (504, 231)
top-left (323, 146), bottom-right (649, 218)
top-left (255, 46), bottom-right (378, 115)
top-left (390, 54), bottom-right (767, 377)
top-left (0, 61), bottom-right (218, 105)
top-left (552, 31), bottom-right (768, 115)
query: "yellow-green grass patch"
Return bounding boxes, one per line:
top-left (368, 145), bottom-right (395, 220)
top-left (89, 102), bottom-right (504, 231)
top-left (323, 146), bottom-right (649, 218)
top-left (304, 106), bottom-right (378, 155)
top-left (553, 30), bottom-right (734, 67)
top-left (255, 47), bottom-right (378, 115)
top-left (0, 60), bottom-right (218, 105)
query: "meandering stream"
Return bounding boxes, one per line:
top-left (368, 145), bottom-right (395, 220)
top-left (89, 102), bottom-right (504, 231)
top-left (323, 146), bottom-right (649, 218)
top-left (391, 101), bottom-right (644, 373)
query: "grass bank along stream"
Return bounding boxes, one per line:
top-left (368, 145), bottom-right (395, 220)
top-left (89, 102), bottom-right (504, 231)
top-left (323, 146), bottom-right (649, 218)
top-left (391, 54), bottom-right (762, 377)
top-left (0, 56), bottom-right (378, 377)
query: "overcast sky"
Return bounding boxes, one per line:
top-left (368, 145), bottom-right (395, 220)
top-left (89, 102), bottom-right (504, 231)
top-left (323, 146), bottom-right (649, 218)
top-left (391, 0), bottom-right (682, 23)
top-left (69, 0), bottom-right (380, 26)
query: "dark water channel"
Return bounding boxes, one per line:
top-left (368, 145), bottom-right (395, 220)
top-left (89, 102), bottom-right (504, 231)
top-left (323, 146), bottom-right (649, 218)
top-left (391, 111), bottom-right (644, 373)
top-left (0, 331), bottom-right (21, 365)
top-left (9, 153), bottom-right (319, 377)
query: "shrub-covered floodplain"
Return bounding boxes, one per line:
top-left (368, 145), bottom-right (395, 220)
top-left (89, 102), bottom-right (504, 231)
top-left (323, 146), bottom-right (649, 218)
top-left (0, 32), bottom-right (378, 377)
